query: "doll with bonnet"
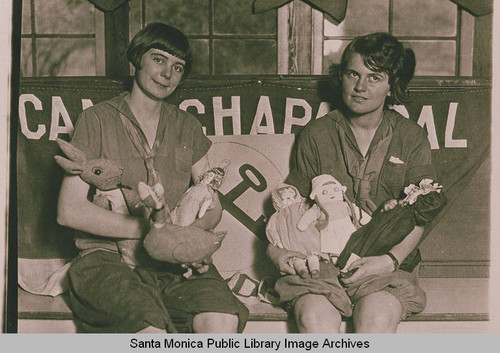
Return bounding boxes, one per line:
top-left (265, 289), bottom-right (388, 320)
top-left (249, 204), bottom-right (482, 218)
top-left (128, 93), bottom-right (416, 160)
top-left (266, 183), bottom-right (353, 316)
top-left (297, 174), bottom-right (358, 264)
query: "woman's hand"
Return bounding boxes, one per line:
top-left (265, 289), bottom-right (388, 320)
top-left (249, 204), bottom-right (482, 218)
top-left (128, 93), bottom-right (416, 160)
top-left (266, 244), bottom-right (307, 275)
top-left (340, 255), bottom-right (394, 285)
top-left (191, 192), bottom-right (223, 231)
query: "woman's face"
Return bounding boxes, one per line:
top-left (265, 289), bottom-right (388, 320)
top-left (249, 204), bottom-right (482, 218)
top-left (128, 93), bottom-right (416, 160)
top-left (341, 52), bottom-right (391, 117)
top-left (134, 48), bottom-right (186, 101)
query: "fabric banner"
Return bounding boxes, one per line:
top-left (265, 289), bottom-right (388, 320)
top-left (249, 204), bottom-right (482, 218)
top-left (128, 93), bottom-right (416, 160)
top-left (17, 78), bottom-right (490, 271)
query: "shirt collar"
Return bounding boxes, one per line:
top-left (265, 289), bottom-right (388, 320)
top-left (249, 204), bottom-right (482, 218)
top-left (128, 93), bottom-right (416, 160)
top-left (327, 108), bottom-right (398, 156)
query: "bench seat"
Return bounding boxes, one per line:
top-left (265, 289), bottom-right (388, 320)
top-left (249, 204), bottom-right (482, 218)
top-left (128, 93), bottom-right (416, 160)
top-left (18, 278), bottom-right (490, 333)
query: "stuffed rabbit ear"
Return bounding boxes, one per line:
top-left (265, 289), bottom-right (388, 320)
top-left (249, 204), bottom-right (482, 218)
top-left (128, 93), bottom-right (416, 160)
top-left (54, 155), bottom-right (84, 174)
top-left (56, 138), bottom-right (87, 164)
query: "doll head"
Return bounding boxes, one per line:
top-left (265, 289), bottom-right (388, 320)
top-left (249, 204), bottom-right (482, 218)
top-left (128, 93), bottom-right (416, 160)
top-left (309, 174), bottom-right (347, 205)
top-left (199, 159), bottom-right (230, 189)
top-left (271, 184), bottom-right (302, 211)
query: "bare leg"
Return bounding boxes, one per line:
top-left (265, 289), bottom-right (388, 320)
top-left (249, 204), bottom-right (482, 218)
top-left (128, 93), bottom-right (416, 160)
top-left (293, 294), bottom-right (342, 333)
top-left (353, 291), bottom-right (402, 333)
top-left (192, 312), bottom-right (239, 333)
top-left (136, 326), bottom-right (166, 333)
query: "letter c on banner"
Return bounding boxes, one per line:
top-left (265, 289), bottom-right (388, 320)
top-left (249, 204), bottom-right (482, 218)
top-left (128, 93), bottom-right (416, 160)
top-left (19, 94), bottom-right (46, 140)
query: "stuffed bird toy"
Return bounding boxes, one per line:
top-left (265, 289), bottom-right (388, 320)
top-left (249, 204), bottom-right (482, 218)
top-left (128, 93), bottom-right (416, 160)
top-left (54, 139), bottom-right (226, 274)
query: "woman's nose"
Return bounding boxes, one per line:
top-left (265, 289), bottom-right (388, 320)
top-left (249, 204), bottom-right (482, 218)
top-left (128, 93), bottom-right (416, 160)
top-left (354, 77), bottom-right (367, 92)
top-left (161, 63), bottom-right (172, 78)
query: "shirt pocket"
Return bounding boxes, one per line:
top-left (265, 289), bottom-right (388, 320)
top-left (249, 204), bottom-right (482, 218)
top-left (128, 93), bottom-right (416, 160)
top-left (381, 160), bottom-right (407, 191)
top-left (175, 146), bottom-right (193, 174)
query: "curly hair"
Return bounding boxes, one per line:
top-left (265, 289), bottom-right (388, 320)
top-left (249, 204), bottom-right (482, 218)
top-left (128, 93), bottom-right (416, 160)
top-left (339, 32), bottom-right (415, 105)
top-left (127, 22), bottom-right (192, 78)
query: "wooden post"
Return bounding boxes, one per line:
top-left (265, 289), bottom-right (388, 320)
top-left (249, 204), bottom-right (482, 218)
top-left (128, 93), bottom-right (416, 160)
top-left (1, 0), bottom-right (15, 334)
top-left (104, 1), bottom-right (131, 77)
top-left (287, 0), bottom-right (314, 75)
top-left (473, 13), bottom-right (492, 77)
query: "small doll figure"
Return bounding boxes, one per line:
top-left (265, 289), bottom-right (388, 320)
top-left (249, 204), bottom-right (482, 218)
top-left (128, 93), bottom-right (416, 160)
top-left (297, 174), bottom-right (357, 263)
top-left (265, 184), bottom-right (321, 279)
top-left (170, 160), bottom-right (230, 226)
top-left (267, 182), bottom-right (354, 317)
top-left (336, 178), bottom-right (447, 272)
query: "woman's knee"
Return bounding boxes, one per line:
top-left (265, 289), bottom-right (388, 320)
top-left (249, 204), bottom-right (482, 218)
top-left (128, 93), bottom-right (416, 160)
top-left (192, 312), bottom-right (239, 333)
top-left (353, 291), bottom-right (402, 333)
top-left (136, 326), bottom-right (166, 334)
top-left (294, 295), bottom-right (342, 333)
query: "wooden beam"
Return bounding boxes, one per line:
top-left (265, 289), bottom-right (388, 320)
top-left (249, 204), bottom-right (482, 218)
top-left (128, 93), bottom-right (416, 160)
top-left (104, 1), bottom-right (130, 77)
top-left (288, 0), bottom-right (312, 74)
top-left (472, 13), bottom-right (492, 77)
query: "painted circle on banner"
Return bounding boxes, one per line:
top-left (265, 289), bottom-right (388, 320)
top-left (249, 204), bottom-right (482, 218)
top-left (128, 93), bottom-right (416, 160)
top-left (207, 140), bottom-right (288, 279)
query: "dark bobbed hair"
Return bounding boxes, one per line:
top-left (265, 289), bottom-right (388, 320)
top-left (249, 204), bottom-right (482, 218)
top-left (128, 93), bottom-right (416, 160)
top-left (339, 32), bottom-right (415, 105)
top-left (127, 23), bottom-right (192, 78)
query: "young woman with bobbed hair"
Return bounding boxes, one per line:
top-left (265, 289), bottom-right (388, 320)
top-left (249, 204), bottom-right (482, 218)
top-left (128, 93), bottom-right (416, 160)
top-left (268, 32), bottom-right (435, 333)
top-left (57, 23), bottom-right (248, 334)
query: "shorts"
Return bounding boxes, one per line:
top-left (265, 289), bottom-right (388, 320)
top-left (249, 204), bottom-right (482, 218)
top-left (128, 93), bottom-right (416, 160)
top-left (67, 250), bottom-right (249, 333)
top-left (285, 266), bottom-right (426, 321)
top-left (345, 267), bottom-right (426, 321)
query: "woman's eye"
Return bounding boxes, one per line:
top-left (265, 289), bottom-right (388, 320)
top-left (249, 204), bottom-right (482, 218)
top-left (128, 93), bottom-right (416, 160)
top-left (322, 190), bottom-right (328, 195)
top-left (92, 168), bottom-right (103, 176)
top-left (174, 65), bottom-right (184, 73)
top-left (334, 187), bottom-right (340, 192)
top-left (154, 57), bottom-right (164, 64)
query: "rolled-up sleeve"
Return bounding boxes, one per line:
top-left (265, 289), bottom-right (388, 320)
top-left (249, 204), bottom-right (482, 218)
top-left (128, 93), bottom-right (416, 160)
top-left (70, 109), bottom-right (102, 160)
top-left (191, 124), bottom-right (212, 165)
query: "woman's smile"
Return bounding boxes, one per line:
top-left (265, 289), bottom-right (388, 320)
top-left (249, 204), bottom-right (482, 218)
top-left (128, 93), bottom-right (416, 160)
top-left (152, 79), bottom-right (169, 89)
top-left (351, 95), bottom-right (368, 103)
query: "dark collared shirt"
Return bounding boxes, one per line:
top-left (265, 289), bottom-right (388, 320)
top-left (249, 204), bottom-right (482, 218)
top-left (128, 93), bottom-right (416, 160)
top-left (287, 108), bottom-right (435, 215)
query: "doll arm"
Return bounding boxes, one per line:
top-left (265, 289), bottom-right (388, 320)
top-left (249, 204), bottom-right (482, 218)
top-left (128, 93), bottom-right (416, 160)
top-left (198, 196), bottom-right (214, 219)
top-left (265, 217), bottom-right (283, 248)
top-left (57, 174), bottom-right (149, 239)
top-left (191, 191), bottom-right (222, 231)
top-left (297, 206), bottom-right (320, 231)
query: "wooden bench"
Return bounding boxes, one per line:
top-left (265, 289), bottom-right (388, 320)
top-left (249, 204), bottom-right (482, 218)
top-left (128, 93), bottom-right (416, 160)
top-left (18, 277), bottom-right (490, 333)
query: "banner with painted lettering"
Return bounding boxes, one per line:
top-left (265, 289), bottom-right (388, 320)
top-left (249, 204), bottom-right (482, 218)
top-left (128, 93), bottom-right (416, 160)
top-left (17, 78), bottom-right (490, 273)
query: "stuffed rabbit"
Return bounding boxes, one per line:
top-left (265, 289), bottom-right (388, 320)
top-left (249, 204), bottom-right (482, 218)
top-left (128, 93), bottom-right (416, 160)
top-left (54, 138), bottom-right (149, 268)
top-left (54, 138), bottom-right (226, 275)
